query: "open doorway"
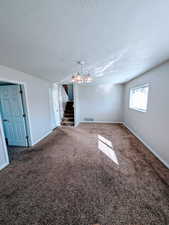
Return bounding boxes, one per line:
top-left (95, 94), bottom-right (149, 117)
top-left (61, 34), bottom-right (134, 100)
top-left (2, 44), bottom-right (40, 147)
top-left (59, 84), bottom-right (74, 126)
top-left (0, 81), bottom-right (30, 162)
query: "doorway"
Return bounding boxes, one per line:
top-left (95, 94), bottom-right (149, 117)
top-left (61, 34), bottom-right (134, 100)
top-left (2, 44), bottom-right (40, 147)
top-left (0, 82), bottom-right (30, 161)
top-left (59, 84), bottom-right (74, 126)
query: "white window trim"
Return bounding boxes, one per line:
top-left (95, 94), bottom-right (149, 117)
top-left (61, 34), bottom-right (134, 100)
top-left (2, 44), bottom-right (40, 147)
top-left (129, 83), bottom-right (150, 113)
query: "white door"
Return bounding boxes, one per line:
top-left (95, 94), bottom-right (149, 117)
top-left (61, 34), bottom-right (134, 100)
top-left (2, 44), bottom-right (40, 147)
top-left (0, 85), bottom-right (28, 146)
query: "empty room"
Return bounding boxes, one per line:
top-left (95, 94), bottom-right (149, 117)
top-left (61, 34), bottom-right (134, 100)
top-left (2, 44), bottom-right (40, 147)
top-left (0, 1), bottom-right (169, 225)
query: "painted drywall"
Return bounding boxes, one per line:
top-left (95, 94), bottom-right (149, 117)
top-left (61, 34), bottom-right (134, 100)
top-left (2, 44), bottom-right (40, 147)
top-left (67, 84), bottom-right (74, 101)
top-left (124, 61), bottom-right (169, 167)
top-left (1, 1), bottom-right (169, 84)
top-left (59, 85), bottom-right (68, 120)
top-left (51, 84), bottom-right (61, 127)
top-left (0, 65), bottom-right (54, 145)
top-left (74, 84), bottom-right (80, 126)
top-left (78, 83), bottom-right (123, 123)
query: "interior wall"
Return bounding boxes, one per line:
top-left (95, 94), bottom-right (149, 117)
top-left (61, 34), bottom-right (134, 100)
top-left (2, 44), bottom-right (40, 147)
top-left (51, 84), bottom-right (61, 127)
top-left (123, 61), bottom-right (169, 168)
top-left (67, 84), bottom-right (74, 101)
top-left (78, 83), bottom-right (123, 123)
top-left (58, 85), bottom-right (69, 120)
top-left (74, 84), bottom-right (80, 126)
top-left (0, 65), bottom-right (54, 146)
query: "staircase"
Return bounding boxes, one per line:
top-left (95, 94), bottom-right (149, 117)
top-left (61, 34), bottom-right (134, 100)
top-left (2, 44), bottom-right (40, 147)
top-left (61, 101), bottom-right (74, 126)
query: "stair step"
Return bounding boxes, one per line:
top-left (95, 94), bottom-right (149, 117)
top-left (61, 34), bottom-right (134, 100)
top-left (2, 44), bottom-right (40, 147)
top-left (64, 113), bottom-right (74, 117)
top-left (61, 121), bottom-right (74, 126)
top-left (65, 110), bottom-right (74, 113)
top-left (63, 117), bottom-right (74, 122)
top-left (62, 101), bottom-right (74, 126)
top-left (66, 101), bottom-right (73, 106)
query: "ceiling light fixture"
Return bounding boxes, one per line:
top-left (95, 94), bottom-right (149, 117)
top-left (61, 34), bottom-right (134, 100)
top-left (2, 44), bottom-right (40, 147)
top-left (72, 61), bottom-right (93, 84)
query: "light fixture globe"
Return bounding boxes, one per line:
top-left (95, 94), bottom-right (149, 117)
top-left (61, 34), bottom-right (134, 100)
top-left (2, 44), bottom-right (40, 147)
top-left (85, 74), bottom-right (93, 83)
top-left (72, 61), bottom-right (93, 84)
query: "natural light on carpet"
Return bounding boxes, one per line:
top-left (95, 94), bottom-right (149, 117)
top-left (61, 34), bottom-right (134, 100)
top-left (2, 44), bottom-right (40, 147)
top-left (97, 135), bottom-right (119, 165)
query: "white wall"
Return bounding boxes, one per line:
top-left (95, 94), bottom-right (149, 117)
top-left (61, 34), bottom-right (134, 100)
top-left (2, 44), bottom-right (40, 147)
top-left (58, 85), bottom-right (69, 120)
top-left (51, 84), bottom-right (61, 127)
top-left (78, 83), bottom-right (123, 123)
top-left (0, 65), bottom-right (54, 146)
top-left (74, 84), bottom-right (80, 126)
top-left (124, 61), bottom-right (169, 168)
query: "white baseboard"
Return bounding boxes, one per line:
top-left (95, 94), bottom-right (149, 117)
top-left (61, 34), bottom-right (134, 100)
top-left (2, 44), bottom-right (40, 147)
top-left (52, 125), bottom-right (60, 130)
top-left (80, 121), bottom-right (123, 124)
top-left (32, 130), bottom-right (53, 146)
top-left (0, 161), bottom-right (9, 171)
top-left (74, 122), bottom-right (80, 127)
top-left (123, 123), bottom-right (169, 169)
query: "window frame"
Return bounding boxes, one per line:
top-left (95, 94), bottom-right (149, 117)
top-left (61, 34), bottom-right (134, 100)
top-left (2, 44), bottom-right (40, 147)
top-left (129, 83), bottom-right (150, 113)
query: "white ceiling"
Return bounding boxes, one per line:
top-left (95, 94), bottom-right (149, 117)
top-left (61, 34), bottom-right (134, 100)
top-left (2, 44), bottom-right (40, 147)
top-left (0, 0), bottom-right (169, 83)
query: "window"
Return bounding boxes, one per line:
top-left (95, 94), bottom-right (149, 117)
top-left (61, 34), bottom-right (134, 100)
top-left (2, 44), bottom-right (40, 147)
top-left (129, 84), bottom-right (149, 112)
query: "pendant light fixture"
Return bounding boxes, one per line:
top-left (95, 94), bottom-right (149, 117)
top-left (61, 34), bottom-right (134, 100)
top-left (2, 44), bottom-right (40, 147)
top-left (72, 61), bottom-right (93, 84)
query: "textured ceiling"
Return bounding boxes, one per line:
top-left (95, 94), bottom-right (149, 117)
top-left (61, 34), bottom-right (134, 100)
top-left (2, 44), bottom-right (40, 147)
top-left (0, 0), bottom-right (169, 83)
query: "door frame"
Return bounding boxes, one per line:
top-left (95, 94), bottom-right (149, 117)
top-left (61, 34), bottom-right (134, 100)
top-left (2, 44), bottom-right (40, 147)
top-left (0, 113), bottom-right (9, 170)
top-left (49, 83), bottom-right (61, 129)
top-left (0, 79), bottom-right (32, 167)
top-left (73, 83), bottom-right (80, 127)
top-left (58, 84), bottom-right (68, 122)
top-left (58, 83), bottom-right (79, 127)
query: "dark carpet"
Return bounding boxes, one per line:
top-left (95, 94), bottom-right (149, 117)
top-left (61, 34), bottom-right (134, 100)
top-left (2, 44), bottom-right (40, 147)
top-left (0, 123), bottom-right (169, 225)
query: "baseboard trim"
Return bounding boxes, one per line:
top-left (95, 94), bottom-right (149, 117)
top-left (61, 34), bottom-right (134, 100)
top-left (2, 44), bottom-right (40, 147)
top-left (32, 130), bottom-right (53, 146)
top-left (123, 123), bottom-right (169, 169)
top-left (80, 121), bottom-right (123, 124)
top-left (52, 125), bottom-right (60, 131)
top-left (0, 161), bottom-right (9, 171)
top-left (74, 122), bottom-right (80, 127)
